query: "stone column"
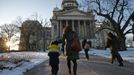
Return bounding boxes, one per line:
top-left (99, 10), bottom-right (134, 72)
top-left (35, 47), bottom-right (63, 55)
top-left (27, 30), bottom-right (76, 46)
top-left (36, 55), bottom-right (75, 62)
top-left (72, 20), bottom-right (75, 31)
top-left (60, 20), bottom-right (62, 37)
top-left (90, 21), bottom-right (92, 38)
top-left (57, 20), bottom-right (59, 37)
top-left (52, 24), bottom-right (54, 39)
top-left (66, 20), bottom-right (68, 26)
top-left (87, 20), bottom-right (89, 37)
top-left (78, 20), bottom-right (81, 37)
top-left (84, 20), bottom-right (86, 38)
top-left (92, 20), bottom-right (95, 38)
top-left (90, 20), bottom-right (94, 38)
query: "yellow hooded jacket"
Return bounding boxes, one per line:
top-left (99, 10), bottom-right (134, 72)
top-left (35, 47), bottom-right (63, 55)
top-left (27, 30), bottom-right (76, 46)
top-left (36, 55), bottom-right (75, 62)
top-left (48, 44), bottom-right (60, 52)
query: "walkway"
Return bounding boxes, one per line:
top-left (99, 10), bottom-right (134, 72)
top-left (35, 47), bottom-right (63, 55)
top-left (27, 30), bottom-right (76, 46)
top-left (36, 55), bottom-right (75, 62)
top-left (24, 54), bottom-right (134, 75)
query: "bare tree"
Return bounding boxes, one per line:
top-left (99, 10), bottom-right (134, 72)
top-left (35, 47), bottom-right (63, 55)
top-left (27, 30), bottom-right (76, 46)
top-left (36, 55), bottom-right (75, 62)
top-left (30, 12), bottom-right (50, 27)
top-left (15, 16), bottom-right (23, 27)
top-left (0, 24), bottom-right (20, 50)
top-left (81, 0), bottom-right (134, 50)
top-left (29, 13), bottom-right (51, 50)
top-left (19, 13), bottom-right (50, 51)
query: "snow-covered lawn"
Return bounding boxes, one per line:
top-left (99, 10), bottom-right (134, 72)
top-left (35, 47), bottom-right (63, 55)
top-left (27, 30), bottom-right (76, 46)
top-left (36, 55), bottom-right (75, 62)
top-left (80, 48), bottom-right (134, 63)
top-left (0, 48), bottom-right (134, 75)
top-left (0, 52), bottom-right (49, 75)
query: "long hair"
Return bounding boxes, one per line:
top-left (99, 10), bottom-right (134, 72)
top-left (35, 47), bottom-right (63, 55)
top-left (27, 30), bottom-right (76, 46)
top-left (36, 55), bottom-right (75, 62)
top-left (63, 26), bottom-right (72, 34)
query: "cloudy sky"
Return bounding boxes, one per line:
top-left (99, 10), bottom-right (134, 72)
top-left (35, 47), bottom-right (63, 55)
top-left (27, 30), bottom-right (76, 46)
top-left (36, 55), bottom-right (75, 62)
top-left (0, 0), bottom-right (63, 25)
top-left (0, 0), bottom-right (133, 38)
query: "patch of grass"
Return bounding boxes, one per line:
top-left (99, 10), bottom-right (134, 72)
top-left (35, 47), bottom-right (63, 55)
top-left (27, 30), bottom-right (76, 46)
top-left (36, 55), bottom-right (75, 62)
top-left (13, 58), bottom-right (30, 64)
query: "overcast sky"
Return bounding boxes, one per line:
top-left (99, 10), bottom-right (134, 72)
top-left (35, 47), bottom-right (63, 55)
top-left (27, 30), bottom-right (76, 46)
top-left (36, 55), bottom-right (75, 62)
top-left (0, 0), bottom-right (63, 25)
top-left (0, 0), bottom-right (133, 38)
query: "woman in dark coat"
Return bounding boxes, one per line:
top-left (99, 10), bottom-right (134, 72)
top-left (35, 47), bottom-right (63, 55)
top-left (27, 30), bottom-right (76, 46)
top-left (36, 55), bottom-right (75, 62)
top-left (63, 26), bottom-right (79, 75)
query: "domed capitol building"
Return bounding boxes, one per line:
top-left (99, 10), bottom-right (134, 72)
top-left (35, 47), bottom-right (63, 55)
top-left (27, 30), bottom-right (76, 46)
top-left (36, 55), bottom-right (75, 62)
top-left (19, 0), bottom-right (106, 51)
top-left (50, 0), bottom-right (96, 40)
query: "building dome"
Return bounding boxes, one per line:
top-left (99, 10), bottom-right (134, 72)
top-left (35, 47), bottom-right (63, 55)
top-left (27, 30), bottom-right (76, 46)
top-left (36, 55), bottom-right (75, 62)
top-left (61, 0), bottom-right (78, 10)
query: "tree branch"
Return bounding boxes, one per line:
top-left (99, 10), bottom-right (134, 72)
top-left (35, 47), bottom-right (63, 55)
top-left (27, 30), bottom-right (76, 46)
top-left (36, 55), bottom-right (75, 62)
top-left (95, 27), bottom-right (115, 33)
top-left (111, 0), bottom-right (120, 18)
top-left (124, 29), bottom-right (132, 35)
top-left (122, 11), bottom-right (134, 32)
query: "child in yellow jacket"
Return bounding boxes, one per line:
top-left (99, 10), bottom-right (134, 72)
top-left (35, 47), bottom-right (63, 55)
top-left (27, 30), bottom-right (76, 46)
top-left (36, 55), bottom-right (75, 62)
top-left (48, 40), bottom-right (60, 75)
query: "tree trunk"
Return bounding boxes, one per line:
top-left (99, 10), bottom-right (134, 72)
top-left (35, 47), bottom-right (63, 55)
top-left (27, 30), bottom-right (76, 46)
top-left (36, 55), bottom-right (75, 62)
top-left (119, 36), bottom-right (127, 50)
top-left (115, 27), bottom-right (127, 51)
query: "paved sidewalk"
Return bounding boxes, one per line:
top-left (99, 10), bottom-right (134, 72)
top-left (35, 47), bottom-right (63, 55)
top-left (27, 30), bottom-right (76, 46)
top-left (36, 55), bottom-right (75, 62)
top-left (24, 54), bottom-right (134, 75)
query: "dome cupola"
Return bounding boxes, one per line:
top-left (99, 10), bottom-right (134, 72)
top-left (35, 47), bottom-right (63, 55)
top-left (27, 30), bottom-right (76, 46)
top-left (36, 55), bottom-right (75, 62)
top-left (61, 0), bottom-right (78, 11)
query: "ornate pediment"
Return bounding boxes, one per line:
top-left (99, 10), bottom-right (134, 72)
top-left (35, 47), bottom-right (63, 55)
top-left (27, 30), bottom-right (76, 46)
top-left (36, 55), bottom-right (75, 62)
top-left (60, 10), bottom-right (87, 16)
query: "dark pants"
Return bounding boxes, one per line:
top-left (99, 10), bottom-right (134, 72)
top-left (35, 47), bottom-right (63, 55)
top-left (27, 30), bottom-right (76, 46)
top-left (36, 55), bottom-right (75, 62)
top-left (51, 64), bottom-right (59, 75)
top-left (67, 58), bottom-right (77, 75)
top-left (111, 51), bottom-right (123, 66)
top-left (84, 49), bottom-right (89, 60)
top-left (48, 52), bottom-right (60, 75)
top-left (61, 44), bottom-right (65, 55)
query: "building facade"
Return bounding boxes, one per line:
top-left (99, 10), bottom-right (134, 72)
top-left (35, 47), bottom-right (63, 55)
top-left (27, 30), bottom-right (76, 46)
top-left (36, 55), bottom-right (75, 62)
top-left (50, 0), bottom-right (96, 41)
top-left (19, 20), bottom-right (44, 51)
top-left (95, 23), bottom-right (107, 48)
top-left (19, 20), bottom-right (51, 51)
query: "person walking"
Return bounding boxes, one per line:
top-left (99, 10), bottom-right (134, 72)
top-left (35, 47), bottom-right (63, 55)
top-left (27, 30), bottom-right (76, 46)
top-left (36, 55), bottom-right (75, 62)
top-left (82, 39), bottom-right (91, 60)
top-left (84, 40), bottom-right (91, 60)
top-left (82, 39), bottom-right (87, 50)
top-left (48, 40), bottom-right (60, 75)
top-left (62, 26), bottom-right (80, 75)
top-left (106, 32), bottom-right (124, 66)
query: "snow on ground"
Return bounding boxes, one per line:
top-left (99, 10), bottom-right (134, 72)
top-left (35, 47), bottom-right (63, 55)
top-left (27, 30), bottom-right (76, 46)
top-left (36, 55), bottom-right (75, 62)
top-left (0, 48), bottom-right (134, 75)
top-left (80, 48), bottom-right (134, 63)
top-left (0, 52), bottom-right (49, 75)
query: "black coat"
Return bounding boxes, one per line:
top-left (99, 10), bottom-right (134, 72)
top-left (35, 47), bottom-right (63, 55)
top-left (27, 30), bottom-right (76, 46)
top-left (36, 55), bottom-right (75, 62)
top-left (48, 52), bottom-right (60, 65)
top-left (106, 36), bottom-right (120, 52)
top-left (63, 31), bottom-right (79, 60)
